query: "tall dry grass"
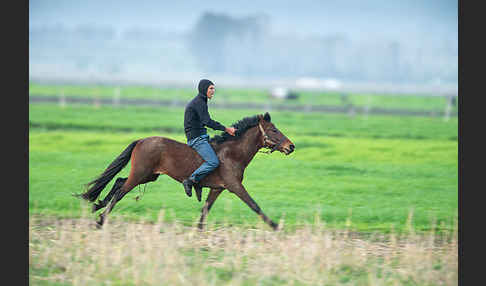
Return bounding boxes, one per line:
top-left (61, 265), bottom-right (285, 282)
top-left (29, 211), bottom-right (458, 286)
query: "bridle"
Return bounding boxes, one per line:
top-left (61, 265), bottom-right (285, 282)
top-left (258, 122), bottom-right (283, 154)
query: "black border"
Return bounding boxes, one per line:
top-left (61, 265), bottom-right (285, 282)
top-left (459, 0), bottom-right (479, 285)
top-left (8, 0), bottom-right (29, 284)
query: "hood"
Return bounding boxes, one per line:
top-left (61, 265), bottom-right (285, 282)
top-left (198, 79), bottom-right (214, 97)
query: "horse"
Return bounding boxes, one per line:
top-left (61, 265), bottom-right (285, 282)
top-left (77, 112), bottom-right (295, 230)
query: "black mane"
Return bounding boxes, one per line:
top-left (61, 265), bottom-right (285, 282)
top-left (210, 115), bottom-right (260, 145)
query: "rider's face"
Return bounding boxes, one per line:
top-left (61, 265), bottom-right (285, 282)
top-left (207, 85), bottom-right (215, 99)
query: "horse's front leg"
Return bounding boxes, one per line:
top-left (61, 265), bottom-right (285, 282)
top-left (198, 188), bottom-right (223, 230)
top-left (227, 182), bottom-right (278, 230)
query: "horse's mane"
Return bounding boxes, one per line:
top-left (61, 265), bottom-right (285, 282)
top-left (210, 115), bottom-right (260, 145)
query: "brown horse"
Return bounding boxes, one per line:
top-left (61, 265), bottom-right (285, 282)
top-left (78, 112), bottom-right (295, 230)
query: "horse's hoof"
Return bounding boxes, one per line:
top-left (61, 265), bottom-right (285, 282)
top-left (270, 222), bottom-right (279, 231)
top-left (96, 216), bottom-right (104, 229)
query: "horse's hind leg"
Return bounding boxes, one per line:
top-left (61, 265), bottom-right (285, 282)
top-left (92, 177), bottom-right (127, 213)
top-left (96, 173), bottom-right (160, 227)
top-left (96, 182), bottom-right (135, 227)
top-left (142, 173), bottom-right (160, 184)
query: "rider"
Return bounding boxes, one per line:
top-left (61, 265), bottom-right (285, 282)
top-left (183, 79), bottom-right (236, 200)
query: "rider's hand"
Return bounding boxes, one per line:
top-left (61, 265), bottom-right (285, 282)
top-left (226, 127), bottom-right (237, 136)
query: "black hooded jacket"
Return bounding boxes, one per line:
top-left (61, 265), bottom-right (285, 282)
top-left (184, 79), bottom-right (226, 141)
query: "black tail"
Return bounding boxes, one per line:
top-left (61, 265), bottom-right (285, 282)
top-left (79, 140), bottom-right (140, 202)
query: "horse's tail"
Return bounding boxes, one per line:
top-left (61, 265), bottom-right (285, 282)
top-left (79, 140), bottom-right (140, 202)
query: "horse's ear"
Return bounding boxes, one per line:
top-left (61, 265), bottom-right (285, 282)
top-left (263, 112), bottom-right (271, 122)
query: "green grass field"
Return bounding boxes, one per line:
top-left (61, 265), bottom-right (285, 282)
top-left (29, 82), bottom-right (457, 113)
top-left (30, 104), bottom-right (457, 140)
top-left (29, 97), bottom-right (458, 233)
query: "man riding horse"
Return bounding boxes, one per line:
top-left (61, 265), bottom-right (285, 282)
top-left (79, 79), bottom-right (295, 230)
top-left (183, 79), bottom-right (237, 201)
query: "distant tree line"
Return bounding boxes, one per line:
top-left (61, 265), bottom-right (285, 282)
top-left (186, 12), bottom-right (457, 84)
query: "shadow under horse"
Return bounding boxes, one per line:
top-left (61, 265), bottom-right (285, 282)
top-left (77, 112), bottom-right (295, 230)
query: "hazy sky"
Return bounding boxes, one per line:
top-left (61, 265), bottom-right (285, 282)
top-left (30, 0), bottom-right (457, 41)
top-left (29, 0), bottom-right (458, 86)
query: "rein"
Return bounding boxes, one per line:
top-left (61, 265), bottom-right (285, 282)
top-left (258, 122), bottom-right (283, 154)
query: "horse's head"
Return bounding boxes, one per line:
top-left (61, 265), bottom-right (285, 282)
top-left (257, 112), bottom-right (295, 155)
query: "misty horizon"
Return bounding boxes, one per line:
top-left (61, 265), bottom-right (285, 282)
top-left (29, 0), bottom-right (458, 91)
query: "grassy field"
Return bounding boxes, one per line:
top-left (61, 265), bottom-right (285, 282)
top-left (29, 102), bottom-right (458, 233)
top-left (29, 82), bottom-right (457, 113)
top-left (29, 86), bottom-right (458, 285)
top-left (29, 104), bottom-right (457, 140)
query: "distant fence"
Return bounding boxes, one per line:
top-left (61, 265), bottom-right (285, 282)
top-left (29, 94), bottom-right (458, 119)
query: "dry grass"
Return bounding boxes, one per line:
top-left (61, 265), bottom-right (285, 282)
top-left (29, 212), bottom-right (458, 286)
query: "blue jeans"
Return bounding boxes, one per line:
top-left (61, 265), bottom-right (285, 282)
top-left (187, 134), bottom-right (220, 183)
